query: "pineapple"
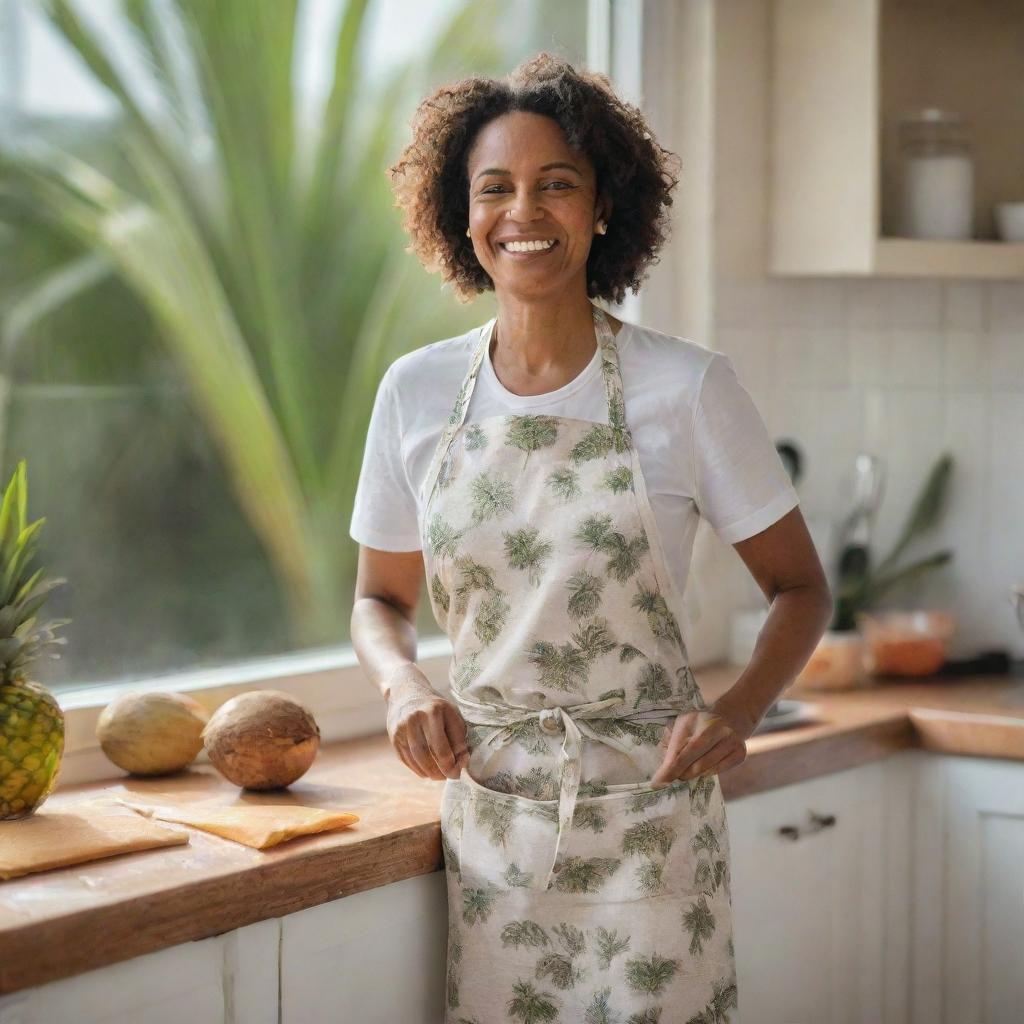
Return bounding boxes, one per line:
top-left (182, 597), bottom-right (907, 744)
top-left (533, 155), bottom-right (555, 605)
top-left (0, 460), bottom-right (70, 820)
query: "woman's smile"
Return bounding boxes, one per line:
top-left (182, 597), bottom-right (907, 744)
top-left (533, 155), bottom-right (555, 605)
top-left (498, 239), bottom-right (560, 260)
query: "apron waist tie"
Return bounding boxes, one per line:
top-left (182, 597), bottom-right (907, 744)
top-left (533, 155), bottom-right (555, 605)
top-left (452, 691), bottom-right (696, 891)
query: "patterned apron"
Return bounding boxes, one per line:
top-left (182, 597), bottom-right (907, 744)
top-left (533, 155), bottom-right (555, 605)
top-left (419, 303), bottom-right (737, 1024)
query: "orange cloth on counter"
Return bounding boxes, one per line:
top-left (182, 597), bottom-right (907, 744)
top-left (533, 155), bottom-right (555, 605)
top-left (0, 799), bottom-right (189, 880)
top-left (117, 798), bottom-right (360, 850)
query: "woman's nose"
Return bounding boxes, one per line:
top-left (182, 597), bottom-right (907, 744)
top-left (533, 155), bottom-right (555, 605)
top-left (506, 189), bottom-right (545, 223)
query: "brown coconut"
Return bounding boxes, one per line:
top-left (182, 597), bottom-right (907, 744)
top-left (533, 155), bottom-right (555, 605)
top-left (96, 691), bottom-right (209, 775)
top-left (202, 690), bottom-right (320, 790)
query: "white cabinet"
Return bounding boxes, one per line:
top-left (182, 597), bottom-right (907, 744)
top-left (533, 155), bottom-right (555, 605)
top-left (728, 756), bottom-right (913, 1024)
top-left (911, 756), bottom-right (1024, 1024)
top-left (279, 872), bottom-right (446, 1024)
top-left (0, 920), bottom-right (278, 1024)
top-left (5, 751), bottom-right (1023, 1024)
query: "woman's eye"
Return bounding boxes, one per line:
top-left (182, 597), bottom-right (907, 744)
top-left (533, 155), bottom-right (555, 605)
top-left (481, 182), bottom-right (573, 194)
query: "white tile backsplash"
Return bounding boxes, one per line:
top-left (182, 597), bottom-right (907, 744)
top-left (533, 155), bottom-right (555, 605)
top-left (942, 282), bottom-right (988, 332)
top-left (989, 332), bottom-right (1024, 392)
top-left (773, 327), bottom-right (850, 389)
top-left (944, 330), bottom-right (990, 393)
top-left (987, 282), bottom-right (1024, 334)
top-left (697, 6), bottom-right (1024, 662)
top-left (989, 394), bottom-right (1024, 655)
top-left (887, 328), bottom-right (946, 390)
top-left (710, 276), bottom-right (1024, 656)
top-left (846, 280), bottom-right (943, 329)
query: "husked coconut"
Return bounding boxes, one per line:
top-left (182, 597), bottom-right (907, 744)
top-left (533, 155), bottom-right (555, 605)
top-left (97, 691), bottom-right (208, 775)
top-left (202, 690), bottom-right (320, 790)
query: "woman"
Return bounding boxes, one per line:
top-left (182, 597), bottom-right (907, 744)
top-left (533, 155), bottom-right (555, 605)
top-left (350, 53), bottom-right (832, 1024)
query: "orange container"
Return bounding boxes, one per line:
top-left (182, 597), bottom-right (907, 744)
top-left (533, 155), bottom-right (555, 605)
top-left (857, 610), bottom-right (955, 677)
top-left (791, 631), bottom-right (866, 692)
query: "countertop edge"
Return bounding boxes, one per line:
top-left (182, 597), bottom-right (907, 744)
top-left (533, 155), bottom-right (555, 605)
top-left (4, 676), bottom-right (1024, 996)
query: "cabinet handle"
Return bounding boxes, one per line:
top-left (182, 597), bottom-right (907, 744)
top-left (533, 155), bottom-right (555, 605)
top-left (777, 810), bottom-right (837, 841)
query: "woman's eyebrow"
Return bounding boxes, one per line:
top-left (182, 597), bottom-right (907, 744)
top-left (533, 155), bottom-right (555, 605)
top-left (473, 161), bottom-right (583, 182)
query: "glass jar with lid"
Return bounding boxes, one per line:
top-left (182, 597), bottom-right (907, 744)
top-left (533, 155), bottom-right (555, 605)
top-left (898, 108), bottom-right (974, 240)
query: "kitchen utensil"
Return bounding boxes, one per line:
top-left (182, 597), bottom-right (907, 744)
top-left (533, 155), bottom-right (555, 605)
top-left (837, 454), bottom-right (885, 582)
top-left (775, 439), bottom-right (803, 487)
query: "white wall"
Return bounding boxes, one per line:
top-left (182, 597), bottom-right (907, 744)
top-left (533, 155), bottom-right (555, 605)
top-left (682, 0), bottom-right (1024, 663)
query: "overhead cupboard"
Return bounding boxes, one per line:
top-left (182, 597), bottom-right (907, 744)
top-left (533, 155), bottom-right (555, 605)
top-left (770, 0), bottom-right (1024, 278)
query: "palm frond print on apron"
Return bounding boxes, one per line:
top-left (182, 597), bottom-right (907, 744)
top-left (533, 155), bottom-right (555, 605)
top-left (419, 303), bottom-right (738, 1023)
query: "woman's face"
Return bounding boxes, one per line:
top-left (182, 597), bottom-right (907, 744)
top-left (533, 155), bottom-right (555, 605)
top-left (465, 111), bottom-right (609, 301)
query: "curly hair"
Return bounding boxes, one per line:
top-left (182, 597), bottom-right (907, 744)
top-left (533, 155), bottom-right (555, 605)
top-left (387, 52), bottom-right (682, 306)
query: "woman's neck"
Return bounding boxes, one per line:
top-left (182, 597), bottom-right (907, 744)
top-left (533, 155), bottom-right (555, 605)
top-left (490, 296), bottom-right (622, 389)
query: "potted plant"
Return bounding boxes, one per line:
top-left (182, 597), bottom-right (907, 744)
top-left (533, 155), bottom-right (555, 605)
top-left (794, 453), bottom-right (953, 690)
top-left (0, 459), bottom-right (71, 819)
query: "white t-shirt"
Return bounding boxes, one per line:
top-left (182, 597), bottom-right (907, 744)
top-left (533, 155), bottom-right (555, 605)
top-left (348, 317), bottom-right (799, 604)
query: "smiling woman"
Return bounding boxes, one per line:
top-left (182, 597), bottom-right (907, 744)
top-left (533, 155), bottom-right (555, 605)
top-left (387, 53), bottom-right (679, 307)
top-left (351, 51), bottom-right (831, 1024)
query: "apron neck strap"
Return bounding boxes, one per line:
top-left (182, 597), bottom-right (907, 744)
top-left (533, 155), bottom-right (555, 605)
top-left (419, 303), bottom-right (628, 512)
top-left (448, 302), bottom-right (625, 434)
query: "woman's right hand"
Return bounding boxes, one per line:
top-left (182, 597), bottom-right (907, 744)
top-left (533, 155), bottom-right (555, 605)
top-left (384, 665), bottom-right (470, 781)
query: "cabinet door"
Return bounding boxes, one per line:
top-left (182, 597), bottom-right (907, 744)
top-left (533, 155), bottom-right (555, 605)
top-left (728, 759), bottom-right (901, 1024)
top-left (280, 871), bottom-right (447, 1024)
top-left (940, 757), bottom-right (1024, 1024)
top-left (0, 920), bottom-right (278, 1024)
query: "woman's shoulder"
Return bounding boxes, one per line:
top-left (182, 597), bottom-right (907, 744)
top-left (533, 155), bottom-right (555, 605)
top-left (384, 324), bottom-right (483, 396)
top-left (617, 319), bottom-right (723, 394)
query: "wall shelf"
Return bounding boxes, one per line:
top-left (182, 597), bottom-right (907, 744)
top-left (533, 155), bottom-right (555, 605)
top-left (770, 0), bottom-right (1024, 280)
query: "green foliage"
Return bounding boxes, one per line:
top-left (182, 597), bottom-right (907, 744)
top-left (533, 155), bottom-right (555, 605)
top-left (0, 460), bottom-right (69, 683)
top-left (1, 0), bottom-right (507, 664)
top-left (833, 453), bottom-right (954, 630)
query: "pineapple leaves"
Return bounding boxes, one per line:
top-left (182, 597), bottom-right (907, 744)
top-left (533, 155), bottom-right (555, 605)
top-left (0, 462), bottom-right (69, 680)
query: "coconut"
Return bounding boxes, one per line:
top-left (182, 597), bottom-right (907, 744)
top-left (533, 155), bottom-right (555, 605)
top-left (202, 690), bottom-right (320, 790)
top-left (96, 691), bottom-right (208, 775)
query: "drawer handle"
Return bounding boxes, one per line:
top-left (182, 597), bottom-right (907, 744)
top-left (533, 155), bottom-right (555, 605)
top-left (778, 811), bottom-right (837, 841)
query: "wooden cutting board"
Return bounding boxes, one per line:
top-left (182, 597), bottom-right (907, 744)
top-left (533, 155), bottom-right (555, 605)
top-left (0, 799), bottom-right (188, 880)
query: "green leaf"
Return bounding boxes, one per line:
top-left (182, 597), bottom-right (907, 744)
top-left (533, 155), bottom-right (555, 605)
top-left (865, 550), bottom-right (953, 604)
top-left (876, 453), bottom-right (953, 576)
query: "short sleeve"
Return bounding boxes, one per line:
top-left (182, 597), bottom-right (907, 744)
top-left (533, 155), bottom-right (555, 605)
top-left (348, 366), bottom-right (422, 551)
top-left (691, 353), bottom-right (799, 544)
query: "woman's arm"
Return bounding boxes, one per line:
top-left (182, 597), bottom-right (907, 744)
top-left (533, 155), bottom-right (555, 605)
top-left (351, 546), bottom-right (422, 699)
top-left (713, 505), bottom-right (834, 732)
top-left (351, 545), bottom-right (469, 781)
top-left (651, 506), bottom-right (832, 785)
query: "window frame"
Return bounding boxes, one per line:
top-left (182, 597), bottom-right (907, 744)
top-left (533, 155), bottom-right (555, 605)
top-left (53, 0), bottom-right (663, 788)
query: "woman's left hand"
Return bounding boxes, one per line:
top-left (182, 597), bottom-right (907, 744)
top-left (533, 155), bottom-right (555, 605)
top-left (649, 702), bottom-right (758, 786)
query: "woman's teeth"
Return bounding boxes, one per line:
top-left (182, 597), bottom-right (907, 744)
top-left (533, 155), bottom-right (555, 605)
top-left (501, 240), bottom-right (556, 253)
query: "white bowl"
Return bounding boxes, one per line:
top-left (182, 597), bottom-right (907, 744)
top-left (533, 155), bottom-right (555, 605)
top-left (995, 202), bottom-right (1024, 242)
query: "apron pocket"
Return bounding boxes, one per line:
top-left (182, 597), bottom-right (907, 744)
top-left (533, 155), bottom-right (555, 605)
top-left (561, 774), bottom-right (731, 903)
top-left (457, 768), bottom-right (559, 895)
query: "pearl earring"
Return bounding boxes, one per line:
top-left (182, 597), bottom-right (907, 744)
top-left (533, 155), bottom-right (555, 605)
top-left (595, 220), bottom-right (607, 235)
top-left (466, 227), bottom-right (471, 237)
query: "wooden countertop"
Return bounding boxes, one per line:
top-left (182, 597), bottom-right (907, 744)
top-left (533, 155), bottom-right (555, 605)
top-left (2, 664), bottom-right (1024, 995)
